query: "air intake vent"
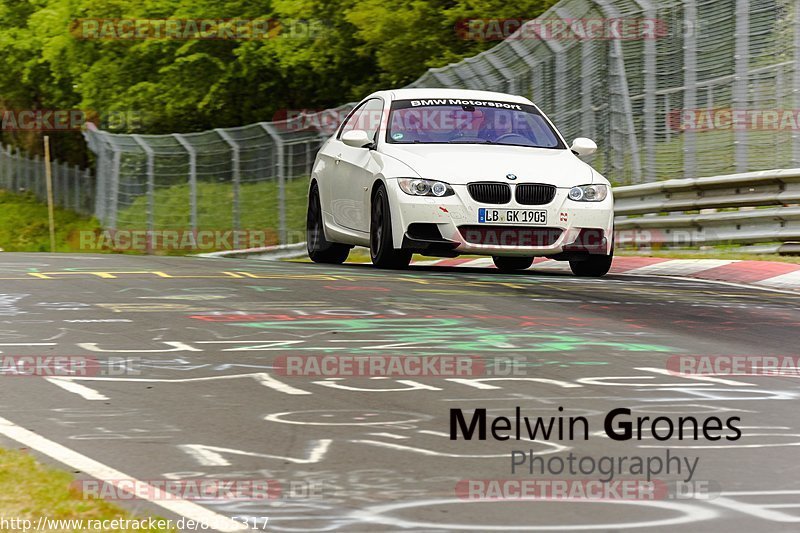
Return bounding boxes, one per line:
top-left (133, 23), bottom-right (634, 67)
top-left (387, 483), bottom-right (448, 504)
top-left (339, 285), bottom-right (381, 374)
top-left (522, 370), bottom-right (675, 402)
top-left (515, 183), bottom-right (557, 205)
top-left (467, 182), bottom-right (511, 204)
top-left (459, 226), bottom-right (563, 247)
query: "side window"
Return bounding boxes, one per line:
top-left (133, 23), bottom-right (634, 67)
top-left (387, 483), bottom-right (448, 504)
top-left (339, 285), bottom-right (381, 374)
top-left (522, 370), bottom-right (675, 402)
top-left (359, 99), bottom-right (384, 141)
top-left (338, 103), bottom-right (367, 139)
top-left (338, 98), bottom-right (383, 140)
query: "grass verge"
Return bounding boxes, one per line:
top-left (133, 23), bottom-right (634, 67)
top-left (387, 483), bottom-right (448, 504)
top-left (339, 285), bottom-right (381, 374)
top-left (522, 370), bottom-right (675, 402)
top-left (0, 448), bottom-right (175, 532)
top-left (0, 190), bottom-right (101, 252)
top-left (115, 178), bottom-right (310, 243)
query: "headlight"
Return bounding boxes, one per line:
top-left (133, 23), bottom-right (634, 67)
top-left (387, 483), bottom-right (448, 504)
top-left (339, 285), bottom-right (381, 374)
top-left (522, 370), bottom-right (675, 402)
top-left (568, 184), bottom-right (608, 202)
top-left (398, 178), bottom-right (454, 197)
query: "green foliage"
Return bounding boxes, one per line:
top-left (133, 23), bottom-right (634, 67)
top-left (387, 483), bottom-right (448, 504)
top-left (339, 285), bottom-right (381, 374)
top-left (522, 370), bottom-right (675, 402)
top-left (0, 0), bottom-right (558, 162)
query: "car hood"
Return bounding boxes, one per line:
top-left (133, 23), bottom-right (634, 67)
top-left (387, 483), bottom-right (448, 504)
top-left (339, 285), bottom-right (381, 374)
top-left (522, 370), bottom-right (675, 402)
top-left (379, 143), bottom-right (596, 187)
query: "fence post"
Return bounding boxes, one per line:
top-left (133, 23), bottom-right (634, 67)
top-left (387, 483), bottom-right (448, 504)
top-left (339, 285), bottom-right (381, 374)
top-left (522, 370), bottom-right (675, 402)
top-left (84, 168), bottom-right (92, 214)
top-left (33, 154), bottom-right (41, 200)
top-left (89, 131), bottom-right (105, 222)
top-left (58, 161), bottom-right (66, 208)
top-left (61, 162), bottom-right (68, 208)
top-left (173, 134), bottom-right (197, 233)
top-left (91, 130), bottom-right (117, 227)
top-left (507, 40), bottom-right (539, 102)
top-left (683, 0), bottom-right (698, 178)
top-left (287, 146), bottom-right (294, 181)
top-left (108, 149), bottom-right (121, 228)
top-left (580, 42), bottom-right (596, 154)
top-left (260, 122), bottom-right (286, 244)
top-left (5, 146), bottom-right (12, 192)
top-left (73, 165), bottom-right (80, 212)
top-left (593, 0), bottom-right (643, 183)
top-left (793, 0), bottom-right (800, 166)
top-left (734, 0), bottom-right (750, 173)
top-left (52, 160), bottom-right (60, 207)
top-left (14, 148), bottom-right (21, 193)
top-left (132, 135), bottom-right (156, 245)
top-left (25, 154), bottom-right (31, 195)
top-left (533, 22), bottom-right (566, 124)
top-left (641, 2), bottom-right (657, 182)
top-left (215, 128), bottom-right (241, 233)
top-left (61, 163), bottom-right (69, 208)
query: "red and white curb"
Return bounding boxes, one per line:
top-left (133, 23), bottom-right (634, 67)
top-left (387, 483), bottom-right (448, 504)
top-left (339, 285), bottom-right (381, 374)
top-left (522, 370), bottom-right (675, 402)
top-left (411, 257), bottom-right (800, 291)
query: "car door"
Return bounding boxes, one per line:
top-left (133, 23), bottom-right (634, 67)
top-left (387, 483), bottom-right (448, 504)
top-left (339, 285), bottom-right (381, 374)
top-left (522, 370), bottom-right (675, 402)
top-left (334, 98), bottom-right (384, 233)
top-left (315, 102), bottom-right (367, 230)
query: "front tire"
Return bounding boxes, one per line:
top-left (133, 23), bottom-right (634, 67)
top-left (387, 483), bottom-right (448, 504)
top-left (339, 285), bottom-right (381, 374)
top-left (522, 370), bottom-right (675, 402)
top-left (492, 256), bottom-right (534, 272)
top-left (569, 248), bottom-right (613, 277)
top-left (570, 230), bottom-right (614, 277)
top-left (569, 254), bottom-right (613, 277)
top-left (370, 185), bottom-right (411, 269)
top-left (307, 183), bottom-right (350, 264)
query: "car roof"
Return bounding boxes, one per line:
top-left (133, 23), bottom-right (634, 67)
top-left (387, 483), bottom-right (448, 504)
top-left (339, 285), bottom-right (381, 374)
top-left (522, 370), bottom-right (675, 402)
top-left (370, 88), bottom-right (534, 105)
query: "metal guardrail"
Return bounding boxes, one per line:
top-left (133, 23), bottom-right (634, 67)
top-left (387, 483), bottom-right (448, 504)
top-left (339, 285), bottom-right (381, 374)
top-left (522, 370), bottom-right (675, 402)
top-left (613, 168), bottom-right (800, 248)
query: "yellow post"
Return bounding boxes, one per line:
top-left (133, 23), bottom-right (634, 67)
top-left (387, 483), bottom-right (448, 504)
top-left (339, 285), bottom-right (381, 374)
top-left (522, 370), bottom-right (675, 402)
top-left (43, 136), bottom-right (56, 253)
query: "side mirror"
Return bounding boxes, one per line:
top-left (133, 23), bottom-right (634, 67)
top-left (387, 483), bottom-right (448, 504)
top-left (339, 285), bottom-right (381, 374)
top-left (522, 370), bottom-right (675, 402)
top-left (570, 137), bottom-right (597, 157)
top-left (342, 130), bottom-right (374, 149)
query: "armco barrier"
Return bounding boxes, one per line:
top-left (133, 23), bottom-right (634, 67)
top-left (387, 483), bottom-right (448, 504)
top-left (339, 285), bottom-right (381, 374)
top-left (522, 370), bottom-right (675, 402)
top-left (614, 168), bottom-right (800, 248)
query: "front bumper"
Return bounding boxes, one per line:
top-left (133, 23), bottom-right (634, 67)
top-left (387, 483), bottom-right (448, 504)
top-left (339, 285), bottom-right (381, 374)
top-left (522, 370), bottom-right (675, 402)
top-left (387, 180), bottom-right (614, 257)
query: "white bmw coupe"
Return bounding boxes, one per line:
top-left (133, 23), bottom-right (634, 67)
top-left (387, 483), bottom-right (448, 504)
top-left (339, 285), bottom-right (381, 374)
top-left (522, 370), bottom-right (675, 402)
top-left (306, 88), bottom-right (614, 276)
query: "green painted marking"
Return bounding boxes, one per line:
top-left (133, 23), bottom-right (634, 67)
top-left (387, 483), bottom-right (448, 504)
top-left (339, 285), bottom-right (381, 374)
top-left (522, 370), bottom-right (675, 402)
top-left (230, 318), bottom-right (673, 353)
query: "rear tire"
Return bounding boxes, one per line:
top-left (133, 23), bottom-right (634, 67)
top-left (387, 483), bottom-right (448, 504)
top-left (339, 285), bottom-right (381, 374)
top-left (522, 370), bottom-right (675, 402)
top-left (370, 185), bottom-right (411, 269)
top-left (492, 256), bottom-right (534, 272)
top-left (307, 183), bottom-right (350, 264)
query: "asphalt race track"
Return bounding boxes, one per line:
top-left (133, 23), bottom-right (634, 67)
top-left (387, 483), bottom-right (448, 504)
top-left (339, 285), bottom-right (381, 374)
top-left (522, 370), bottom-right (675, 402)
top-left (0, 253), bottom-right (799, 532)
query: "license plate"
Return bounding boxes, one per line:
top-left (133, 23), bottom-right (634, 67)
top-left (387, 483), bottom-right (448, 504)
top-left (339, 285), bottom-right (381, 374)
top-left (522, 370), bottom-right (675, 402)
top-left (478, 208), bottom-right (547, 225)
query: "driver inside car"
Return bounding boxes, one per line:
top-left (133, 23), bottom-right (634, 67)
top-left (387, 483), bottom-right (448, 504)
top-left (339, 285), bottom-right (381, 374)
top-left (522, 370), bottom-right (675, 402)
top-left (448, 107), bottom-right (485, 141)
top-left (479, 109), bottom-right (515, 141)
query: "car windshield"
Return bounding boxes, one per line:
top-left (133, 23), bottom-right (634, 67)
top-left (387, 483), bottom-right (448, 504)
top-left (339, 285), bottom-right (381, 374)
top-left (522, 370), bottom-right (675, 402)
top-left (386, 98), bottom-right (565, 149)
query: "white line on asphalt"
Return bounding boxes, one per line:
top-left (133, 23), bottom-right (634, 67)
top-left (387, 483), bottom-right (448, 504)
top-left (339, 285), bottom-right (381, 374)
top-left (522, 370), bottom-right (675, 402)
top-left (0, 416), bottom-right (248, 532)
top-left (0, 343), bottom-right (57, 346)
top-left (180, 441), bottom-right (332, 466)
top-left (43, 373), bottom-right (311, 401)
top-left (45, 378), bottom-right (109, 400)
